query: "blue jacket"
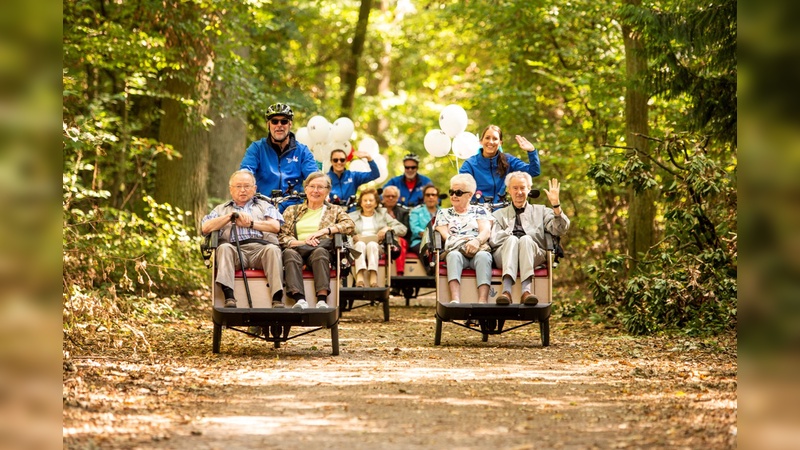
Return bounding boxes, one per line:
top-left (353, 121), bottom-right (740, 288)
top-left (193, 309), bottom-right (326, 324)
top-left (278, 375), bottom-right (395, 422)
top-left (409, 205), bottom-right (439, 248)
top-left (383, 174), bottom-right (432, 208)
top-left (328, 160), bottom-right (380, 212)
top-left (458, 147), bottom-right (541, 201)
top-left (240, 133), bottom-right (318, 211)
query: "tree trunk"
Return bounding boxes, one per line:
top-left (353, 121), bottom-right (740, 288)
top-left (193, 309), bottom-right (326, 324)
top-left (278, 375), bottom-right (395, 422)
top-left (341, 0), bottom-right (373, 118)
top-left (154, 56), bottom-right (214, 231)
top-left (622, 0), bottom-right (656, 267)
top-left (207, 47), bottom-right (249, 202)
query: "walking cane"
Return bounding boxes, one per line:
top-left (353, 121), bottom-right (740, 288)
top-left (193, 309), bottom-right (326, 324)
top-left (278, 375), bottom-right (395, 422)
top-left (230, 213), bottom-right (254, 308)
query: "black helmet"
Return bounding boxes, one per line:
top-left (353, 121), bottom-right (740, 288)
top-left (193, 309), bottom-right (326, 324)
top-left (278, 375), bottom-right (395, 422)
top-left (403, 153), bottom-right (420, 163)
top-left (266, 103), bottom-right (294, 121)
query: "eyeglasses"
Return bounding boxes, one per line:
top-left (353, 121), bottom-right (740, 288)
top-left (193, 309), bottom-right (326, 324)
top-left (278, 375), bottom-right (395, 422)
top-left (449, 189), bottom-right (471, 197)
top-left (270, 118), bottom-right (290, 125)
top-left (306, 184), bottom-right (329, 191)
top-left (331, 158), bottom-right (346, 163)
top-left (231, 184), bottom-right (254, 190)
top-left (425, 193), bottom-right (438, 197)
top-left (404, 165), bottom-right (418, 170)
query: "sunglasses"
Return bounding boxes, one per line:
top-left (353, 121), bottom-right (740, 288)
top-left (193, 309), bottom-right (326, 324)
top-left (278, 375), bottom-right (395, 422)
top-left (404, 165), bottom-right (418, 170)
top-left (425, 193), bottom-right (438, 197)
top-left (270, 118), bottom-right (290, 125)
top-left (449, 189), bottom-right (471, 197)
top-left (331, 158), bottom-right (346, 163)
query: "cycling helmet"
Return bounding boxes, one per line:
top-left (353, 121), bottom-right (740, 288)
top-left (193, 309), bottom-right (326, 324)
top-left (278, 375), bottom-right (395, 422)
top-left (403, 153), bottom-right (420, 163)
top-left (266, 103), bottom-right (294, 121)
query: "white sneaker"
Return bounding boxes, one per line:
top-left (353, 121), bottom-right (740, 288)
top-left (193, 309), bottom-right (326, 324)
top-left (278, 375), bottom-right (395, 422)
top-left (450, 299), bottom-right (460, 304)
top-left (293, 299), bottom-right (308, 309)
top-left (316, 300), bottom-right (329, 309)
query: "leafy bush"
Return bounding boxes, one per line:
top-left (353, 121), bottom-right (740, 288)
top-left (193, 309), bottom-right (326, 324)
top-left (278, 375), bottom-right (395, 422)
top-left (63, 118), bottom-right (206, 326)
top-left (587, 134), bottom-right (737, 335)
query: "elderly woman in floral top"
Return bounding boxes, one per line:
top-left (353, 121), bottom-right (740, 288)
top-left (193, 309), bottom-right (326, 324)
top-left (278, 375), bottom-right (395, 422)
top-left (279, 172), bottom-right (355, 309)
top-left (434, 174), bottom-right (494, 304)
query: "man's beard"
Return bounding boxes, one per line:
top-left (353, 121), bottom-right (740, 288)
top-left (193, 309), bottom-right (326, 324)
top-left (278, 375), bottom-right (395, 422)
top-left (271, 131), bottom-right (288, 143)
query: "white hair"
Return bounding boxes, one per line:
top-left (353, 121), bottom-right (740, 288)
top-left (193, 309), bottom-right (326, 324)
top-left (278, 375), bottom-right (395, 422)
top-left (504, 171), bottom-right (532, 188)
top-left (450, 173), bottom-right (477, 193)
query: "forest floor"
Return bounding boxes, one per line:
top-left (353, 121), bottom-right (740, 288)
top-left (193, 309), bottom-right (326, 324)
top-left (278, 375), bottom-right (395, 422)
top-left (63, 291), bottom-right (737, 449)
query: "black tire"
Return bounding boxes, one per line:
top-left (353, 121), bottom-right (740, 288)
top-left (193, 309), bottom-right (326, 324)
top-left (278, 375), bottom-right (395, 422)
top-left (402, 287), bottom-right (414, 306)
top-left (382, 298), bottom-right (390, 322)
top-left (331, 323), bottom-right (340, 356)
top-left (434, 316), bottom-right (442, 345)
top-left (482, 333), bottom-right (489, 342)
top-left (212, 323), bottom-right (222, 354)
top-left (540, 319), bottom-right (550, 347)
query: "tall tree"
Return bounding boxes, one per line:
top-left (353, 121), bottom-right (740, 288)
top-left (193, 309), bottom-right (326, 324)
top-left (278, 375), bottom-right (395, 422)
top-left (207, 46), bottom-right (249, 201)
top-left (341, 0), bottom-right (373, 118)
top-left (154, 2), bottom-right (216, 227)
top-left (622, 0), bottom-right (656, 265)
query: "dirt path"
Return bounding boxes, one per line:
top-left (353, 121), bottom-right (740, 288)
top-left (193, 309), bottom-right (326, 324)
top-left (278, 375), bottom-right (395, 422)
top-left (63, 294), bottom-right (737, 449)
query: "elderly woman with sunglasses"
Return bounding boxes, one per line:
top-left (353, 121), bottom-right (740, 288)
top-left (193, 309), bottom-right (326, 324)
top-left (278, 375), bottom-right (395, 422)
top-left (434, 174), bottom-right (495, 303)
top-left (327, 148), bottom-right (379, 212)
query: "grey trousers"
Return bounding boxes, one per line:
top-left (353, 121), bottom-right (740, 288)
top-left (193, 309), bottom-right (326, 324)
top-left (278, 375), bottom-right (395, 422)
top-left (445, 250), bottom-right (493, 287)
top-left (492, 235), bottom-right (546, 282)
top-left (283, 246), bottom-right (331, 298)
top-left (215, 242), bottom-right (283, 294)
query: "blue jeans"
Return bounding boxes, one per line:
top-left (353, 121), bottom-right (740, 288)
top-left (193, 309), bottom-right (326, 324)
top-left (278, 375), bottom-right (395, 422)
top-left (445, 250), bottom-right (492, 287)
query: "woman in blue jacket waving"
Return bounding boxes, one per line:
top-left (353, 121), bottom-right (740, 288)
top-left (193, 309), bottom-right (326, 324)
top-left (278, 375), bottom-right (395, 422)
top-left (458, 125), bottom-right (541, 204)
top-left (327, 148), bottom-right (379, 212)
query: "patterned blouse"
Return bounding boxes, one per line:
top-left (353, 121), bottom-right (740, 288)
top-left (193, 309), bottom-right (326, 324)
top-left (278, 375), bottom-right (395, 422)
top-left (278, 201), bottom-right (355, 247)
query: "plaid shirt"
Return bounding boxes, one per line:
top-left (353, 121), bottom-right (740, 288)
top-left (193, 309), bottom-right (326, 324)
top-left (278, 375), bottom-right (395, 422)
top-left (202, 197), bottom-right (283, 244)
top-left (278, 201), bottom-right (355, 247)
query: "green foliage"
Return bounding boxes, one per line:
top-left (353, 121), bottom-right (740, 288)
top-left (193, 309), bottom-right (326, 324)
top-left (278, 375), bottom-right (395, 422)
top-left (588, 134), bottom-right (736, 335)
top-left (619, 0), bottom-right (737, 143)
top-left (64, 115), bottom-right (206, 322)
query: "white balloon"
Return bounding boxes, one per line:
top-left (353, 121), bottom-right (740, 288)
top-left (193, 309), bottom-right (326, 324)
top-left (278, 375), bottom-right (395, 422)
top-left (330, 141), bottom-right (352, 156)
top-left (307, 115), bottom-right (331, 143)
top-left (373, 154), bottom-right (389, 183)
top-left (331, 117), bottom-right (355, 142)
top-left (424, 129), bottom-right (452, 157)
top-left (313, 141), bottom-right (332, 163)
top-left (349, 159), bottom-right (371, 173)
top-left (452, 131), bottom-right (481, 159)
top-left (295, 126), bottom-right (311, 145)
top-left (439, 104), bottom-right (469, 138)
top-left (358, 137), bottom-right (380, 158)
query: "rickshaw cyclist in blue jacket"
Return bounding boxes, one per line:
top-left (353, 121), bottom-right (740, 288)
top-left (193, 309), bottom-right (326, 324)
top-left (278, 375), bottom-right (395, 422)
top-left (382, 153), bottom-right (432, 208)
top-left (240, 103), bottom-right (319, 212)
top-left (458, 124), bottom-right (541, 204)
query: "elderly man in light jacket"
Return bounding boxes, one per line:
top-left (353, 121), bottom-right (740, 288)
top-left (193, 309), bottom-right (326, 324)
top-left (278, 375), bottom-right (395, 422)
top-left (489, 172), bottom-right (569, 306)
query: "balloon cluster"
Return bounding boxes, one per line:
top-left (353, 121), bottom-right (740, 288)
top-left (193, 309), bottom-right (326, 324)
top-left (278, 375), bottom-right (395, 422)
top-left (423, 104), bottom-right (481, 160)
top-left (295, 116), bottom-right (389, 183)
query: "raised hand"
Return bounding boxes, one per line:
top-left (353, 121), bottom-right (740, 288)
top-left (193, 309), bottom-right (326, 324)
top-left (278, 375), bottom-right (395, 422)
top-left (543, 178), bottom-right (561, 207)
top-left (354, 150), bottom-right (372, 161)
top-left (515, 135), bottom-right (536, 152)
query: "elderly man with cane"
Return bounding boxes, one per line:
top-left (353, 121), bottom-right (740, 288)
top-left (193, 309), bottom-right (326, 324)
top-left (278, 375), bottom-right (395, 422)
top-left (201, 170), bottom-right (285, 308)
